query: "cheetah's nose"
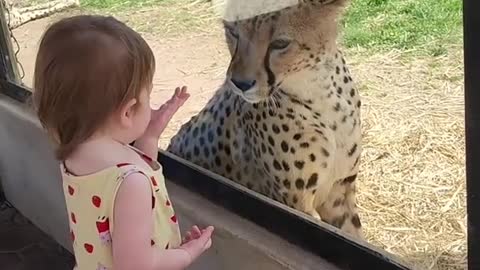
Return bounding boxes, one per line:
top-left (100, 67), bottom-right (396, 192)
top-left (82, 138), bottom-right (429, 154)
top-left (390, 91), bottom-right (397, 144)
top-left (231, 78), bottom-right (256, 92)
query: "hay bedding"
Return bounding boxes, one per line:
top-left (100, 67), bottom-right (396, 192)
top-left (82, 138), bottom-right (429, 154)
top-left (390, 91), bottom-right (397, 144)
top-left (348, 46), bottom-right (466, 270)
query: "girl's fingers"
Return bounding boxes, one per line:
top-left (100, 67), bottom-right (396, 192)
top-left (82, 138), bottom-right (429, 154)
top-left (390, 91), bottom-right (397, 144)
top-left (171, 87), bottom-right (180, 101)
top-left (176, 86), bottom-right (188, 98)
top-left (192, 226), bottom-right (202, 239)
top-left (197, 227), bottom-right (214, 245)
top-left (155, 86), bottom-right (189, 114)
top-left (184, 231), bottom-right (192, 242)
top-left (204, 238), bottom-right (212, 250)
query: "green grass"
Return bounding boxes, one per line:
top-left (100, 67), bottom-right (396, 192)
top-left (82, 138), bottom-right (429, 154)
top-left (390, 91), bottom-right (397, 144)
top-left (80, 0), bottom-right (462, 55)
top-left (341, 0), bottom-right (462, 55)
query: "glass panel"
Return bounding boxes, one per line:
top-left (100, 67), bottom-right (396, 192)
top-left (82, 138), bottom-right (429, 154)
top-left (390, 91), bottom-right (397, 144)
top-left (9, 0), bottom-right (464, 269)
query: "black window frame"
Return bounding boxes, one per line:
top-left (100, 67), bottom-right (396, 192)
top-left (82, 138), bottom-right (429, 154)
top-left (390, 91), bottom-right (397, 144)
top-left (0, 1), bottom-right (477, 269)
top-left (0, 1), bottom-right (30, 102)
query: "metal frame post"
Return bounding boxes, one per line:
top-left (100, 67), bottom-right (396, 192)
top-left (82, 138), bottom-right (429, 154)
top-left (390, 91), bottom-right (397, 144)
top-left (464, 0), bottom-right (480, 269)
top-left (0, 1), bottom-right (21, 83)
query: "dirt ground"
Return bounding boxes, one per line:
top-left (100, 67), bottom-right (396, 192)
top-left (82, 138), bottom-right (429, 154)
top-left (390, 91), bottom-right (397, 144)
top-left (10, 6), bottom-right (466, 270)
top-left (13, 9), bottom-right (230, 149)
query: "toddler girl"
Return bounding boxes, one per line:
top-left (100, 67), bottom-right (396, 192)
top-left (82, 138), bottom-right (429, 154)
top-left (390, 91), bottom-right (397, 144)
top-left (33, 14), bottom-right (214, 270)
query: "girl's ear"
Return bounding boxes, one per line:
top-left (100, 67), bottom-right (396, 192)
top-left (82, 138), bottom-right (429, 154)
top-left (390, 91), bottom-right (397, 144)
top-left (119, 98), bottom-right (138, 129)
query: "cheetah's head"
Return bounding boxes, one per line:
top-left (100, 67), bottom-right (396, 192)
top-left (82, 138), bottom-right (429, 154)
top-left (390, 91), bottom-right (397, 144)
top-left (223, 0), bottom-right (348, 103)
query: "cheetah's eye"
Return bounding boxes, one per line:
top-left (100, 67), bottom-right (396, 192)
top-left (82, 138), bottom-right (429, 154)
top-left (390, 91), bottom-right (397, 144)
top-left (270, 39), bottom-right (291, 50)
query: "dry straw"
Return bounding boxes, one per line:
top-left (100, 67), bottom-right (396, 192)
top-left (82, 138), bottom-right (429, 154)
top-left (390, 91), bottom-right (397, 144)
top-left (348, 46), bottom-right (465, 270)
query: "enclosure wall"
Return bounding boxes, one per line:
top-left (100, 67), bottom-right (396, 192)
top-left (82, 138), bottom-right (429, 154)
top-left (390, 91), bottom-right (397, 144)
top-left (0, 95), bottom-right (339, 270)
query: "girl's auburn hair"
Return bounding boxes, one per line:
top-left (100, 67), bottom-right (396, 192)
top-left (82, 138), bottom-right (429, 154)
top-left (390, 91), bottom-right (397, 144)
top-left (33, 15), bottom-right (155, 160)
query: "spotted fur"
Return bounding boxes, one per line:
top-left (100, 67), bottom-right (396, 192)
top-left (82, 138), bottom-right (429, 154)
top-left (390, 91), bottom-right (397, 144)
top-left (167, 0), bottom-right (363, 238)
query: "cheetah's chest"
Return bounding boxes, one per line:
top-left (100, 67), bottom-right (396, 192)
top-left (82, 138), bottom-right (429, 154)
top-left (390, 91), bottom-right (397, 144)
top-left (238, 98), bottom-right (361, 181)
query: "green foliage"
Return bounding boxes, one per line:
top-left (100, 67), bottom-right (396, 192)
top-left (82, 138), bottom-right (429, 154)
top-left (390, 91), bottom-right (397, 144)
top-left (341, 0), bottom-right (462, 54)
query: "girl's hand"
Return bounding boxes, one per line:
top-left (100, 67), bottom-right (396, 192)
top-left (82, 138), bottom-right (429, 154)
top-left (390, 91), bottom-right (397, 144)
top-left (182, 225), bottom-right (202, 244)
top-left (179, 226), bottom-right (214, 263)
top-left (144, 86), bottom-right (190, 139)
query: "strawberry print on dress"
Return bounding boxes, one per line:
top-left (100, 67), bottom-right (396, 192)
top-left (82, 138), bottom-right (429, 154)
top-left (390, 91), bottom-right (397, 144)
top-left (84, 243), bottom-right (94, 253)
top-left (92, 195), bottom-right (101, 208)
top-left (116, 163), bottom-right (131, 168)
top-left (61, 151), bottom-right (182, 269)
top-left (68, 185), bottom-right (75, 195)
top-left (150, 176), bottom-right (160, 193)
top-left (142, 153), bottom-right (153, 163)
top-left (96, 216), bottom-right (111, 245)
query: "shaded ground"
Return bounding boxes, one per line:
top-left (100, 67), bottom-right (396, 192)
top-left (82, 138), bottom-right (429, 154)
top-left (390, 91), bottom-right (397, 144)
top-left (5, 3), bottom-right (466, 270)
top-left (0, 200), bottom-right (75, 270)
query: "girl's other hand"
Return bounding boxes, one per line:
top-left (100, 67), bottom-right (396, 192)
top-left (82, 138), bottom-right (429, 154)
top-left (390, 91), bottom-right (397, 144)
top-left (182, 225), bottom-right (202, 244)
top-left (179, 226), bottom-right (214, 263)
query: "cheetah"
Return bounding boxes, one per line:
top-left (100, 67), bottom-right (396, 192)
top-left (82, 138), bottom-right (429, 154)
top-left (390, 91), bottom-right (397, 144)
top-left (167, 0), bottom-right (363, 238)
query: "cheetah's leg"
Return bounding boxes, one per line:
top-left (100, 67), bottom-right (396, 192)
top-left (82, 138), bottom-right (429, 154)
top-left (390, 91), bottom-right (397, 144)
top-left (271, 133), bottom-right (337, 221)
top-left (294, 192), bottom-right (322, 220)
top-left (316, 174), bottom-right (364, 239)
top-left (273, 170), bottom-right (328, 221)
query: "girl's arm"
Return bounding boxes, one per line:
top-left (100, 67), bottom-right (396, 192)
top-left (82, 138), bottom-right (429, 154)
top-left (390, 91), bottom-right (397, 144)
top-left (134, 136), bottom-right (160, 161)
top-left (112, 173), bottom-right (211, 270)
top-left (134, 86), bottom-right (190, 160)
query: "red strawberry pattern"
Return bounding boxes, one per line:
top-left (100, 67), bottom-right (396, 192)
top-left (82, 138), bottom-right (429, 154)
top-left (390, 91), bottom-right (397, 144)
top-left (68, 185), bottom-right (75, 196)
top-left (84, 243), bottom-right (94, 253)
top-left (116, 163), bottom-right (131, 168)
top-left (150, 176), bottom-right (160, 193)
top-left (142, 154), bottom-right (153, 163)
top-left (96, 216), bottom-right (111, 245)
top-left (150, 176), bottom-right (157, 186)
top-left (63, 164), bottom-right (182, 266)
top-left (92, 196), bottom-right (101, 208)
